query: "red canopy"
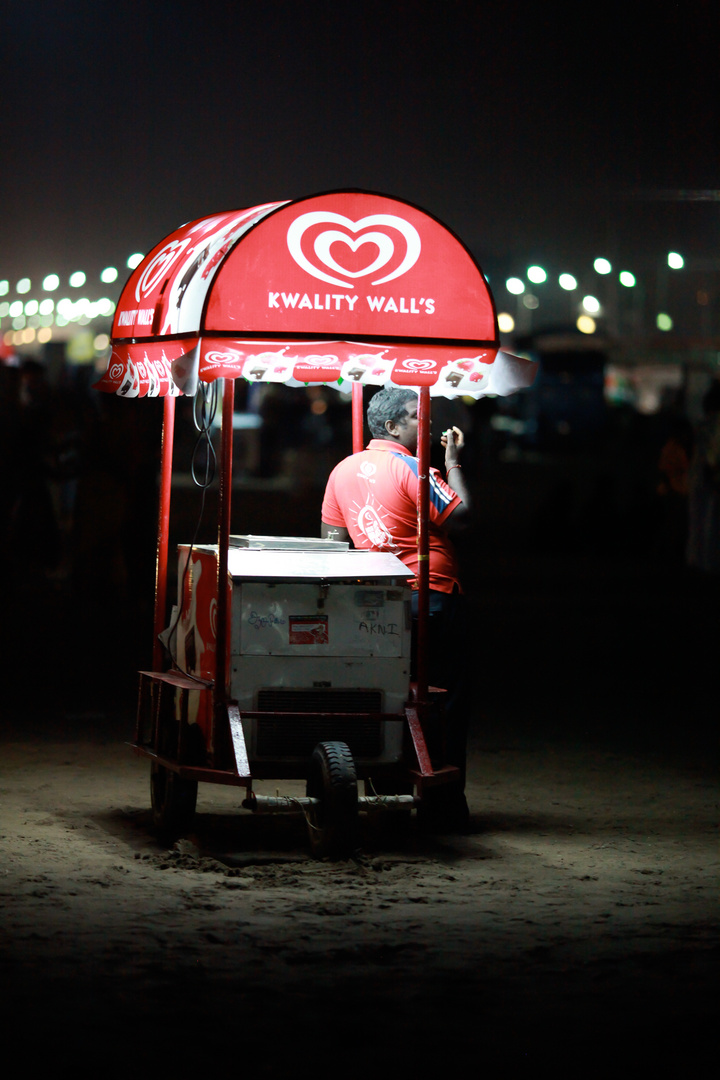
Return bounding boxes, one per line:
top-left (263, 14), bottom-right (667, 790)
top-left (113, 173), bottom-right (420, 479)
top-left (97, 191), bottom-right (535, 399)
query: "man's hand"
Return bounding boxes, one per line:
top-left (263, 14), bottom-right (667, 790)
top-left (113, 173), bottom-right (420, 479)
top-left (441, 426), bottom-right (465, 470)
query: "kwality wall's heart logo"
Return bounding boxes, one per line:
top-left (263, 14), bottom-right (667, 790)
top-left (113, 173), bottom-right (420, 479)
top-left (135, 238), bottom-right (191, 302)
top-left (286, 212), bottom-right (421, 289)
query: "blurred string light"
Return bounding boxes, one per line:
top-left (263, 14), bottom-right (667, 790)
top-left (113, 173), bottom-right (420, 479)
top-left (506, 277), bottom-right (525, 295)
top-left (559, 273), bottom-right (577, 290)
top-left (69, 271), bottom-right (86, 288)
top-left (582, 295), bottom-right (601, 314)
top-left (17, 278), bottom-right (31, 294)
top-left (127, 253), bottom-right (144, 269)
top-left (657, 313), bottom-right (673, 330)
top-left (0, 281), bottom-right (8, 296)
top-left (667, 252), bottom-right (684, 269)
top-left (497, 312), bottom-right (515, 332)
top-left (527, 265), bottom-right (547, 284)
top-left (594, 258), bottom-right (612, 274)
top-left (577, 315), bottom-right (596, 334)
top-left (24, 300), bottom-right (39, 316)
top-left (43, 274), bottom-right (59, 291)
top-left (100, 266), bottom-right (118, 283)
top-left (39, 299), bottom-right (54, 315)
top-left (9, 301), bottom-right (23, 317)
top-left (619, 271), bottom-right (636, 287)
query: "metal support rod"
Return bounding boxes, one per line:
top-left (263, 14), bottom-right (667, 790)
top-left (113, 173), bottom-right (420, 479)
top-left (351, 381), bottom-right (364, 453)
top-left (152, 394), bottom-right (176, 671)
top-left (215, 378), bottom-right (234, 704)
top-left (415, 385), bottom-right (431, 703)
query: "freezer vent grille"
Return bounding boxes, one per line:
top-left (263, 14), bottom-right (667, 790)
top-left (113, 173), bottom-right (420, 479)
top-left (255, 688), bottom-right (385, 758)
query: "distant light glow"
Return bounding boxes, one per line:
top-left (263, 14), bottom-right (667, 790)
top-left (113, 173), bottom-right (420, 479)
top-left (94, 333), bottom-right (110, 351)
top-left (497, 312), bottom-right (515, 332)
top-left (582, 295), bottom-right (601, 314)
top-left (527, 265), bottom-right (547, 284)
top-left (0, 281), bottom-right (8, 296)
top-left (9, 301), bottom-right (23, 317)
top-left (127, 253), bottom-right (144, 269)
top-left (667, 252), bottom-right (684, 269)
top-left (17, 278), bottom-right (31, 294)
top-left (657, 313), bottom-right (673, 331)
top-left (69, 271), bottom-right (86, 288)
top-left (577, 315), bottom-right (597, 334)
top-left (12, 315), bottom-right (26, 330)
top-left (523, 294), bottom-right (539, 310)
top-left (559, 273), bottom-right (577, 291)
top-left (100, 266), bottom-right (118, 284)
top-left (39, 299), bottom-right (54, 315)
top-left (506, 277), bottom-right (525, 295)
top-left (619, 271), bottom-right (636, 287)
top-left (594, 258), bottom-right (612, 275)
top-left (24, 300), bottom-right (39, 316)
top-left (37, 327), bottom-right (52, 344)
top-left (0, 302), bottom-right (9, 318)
top-left (43, 274), bottom-right (60, 291)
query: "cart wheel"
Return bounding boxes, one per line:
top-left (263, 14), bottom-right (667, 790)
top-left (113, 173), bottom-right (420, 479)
top-left (306, 741), bottom-right (359, 860)
top-left (150, 762), bottom-right (198, 843)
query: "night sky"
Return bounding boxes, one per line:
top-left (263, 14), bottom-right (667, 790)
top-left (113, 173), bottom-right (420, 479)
top-left (2, 1), bottom-right (718, 288)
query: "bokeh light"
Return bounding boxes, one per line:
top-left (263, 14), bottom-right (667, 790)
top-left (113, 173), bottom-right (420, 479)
top-left (497, 312), bottom-right (515, 332)
top-left (657, 313), bottom-right (673, 331)
top-left (100, 267), bottom-right (118, 283)
top-left (127, 253), bottom-right (144, 269)
top-left (594, 258), bottom-right (612, 274)
top-left (619, 271), bottom-right (636, 287)
top-left (582, 295), bottom-right (601, 314)
top-left (667, 252), bottom-right (684, 269)
top-left (506, 277), bottom-right (525, 295)
top-left (527, 265), bottom-right (547, 284)
top-left (69, 271), bottom-right (87, 288)
top-left (17, 278), bottom-right (31, 294)
top-left (577, 315), bottom-right (597, 334)
top-left (42, 274), bottom-right (60, 291)
top-left (558, 274), bottom-right (577, 290)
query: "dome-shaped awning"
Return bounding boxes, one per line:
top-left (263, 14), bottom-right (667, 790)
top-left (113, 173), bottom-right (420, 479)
top-left (97, 190), bottom-right (535, 398)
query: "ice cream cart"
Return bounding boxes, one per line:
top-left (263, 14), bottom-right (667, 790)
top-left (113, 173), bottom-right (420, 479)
top-left (96, 190), bottom-right (536, 856)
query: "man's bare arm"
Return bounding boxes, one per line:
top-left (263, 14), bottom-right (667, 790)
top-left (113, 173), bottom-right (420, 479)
top-left (441, 426), bottom-right (472, 526)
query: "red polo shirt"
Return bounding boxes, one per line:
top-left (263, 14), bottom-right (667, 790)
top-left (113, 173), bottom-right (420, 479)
top-left (321, 439), bottom-right (462, 593)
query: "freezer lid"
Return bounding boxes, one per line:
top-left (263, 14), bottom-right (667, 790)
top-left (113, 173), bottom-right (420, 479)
top-left (226, 546), bottom-right (413, 582)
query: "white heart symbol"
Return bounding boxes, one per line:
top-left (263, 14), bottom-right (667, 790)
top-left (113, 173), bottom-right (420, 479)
top-left (313, 231), bottom-right (394, 280)
top-left (287, 212), bottom-right (421, 289)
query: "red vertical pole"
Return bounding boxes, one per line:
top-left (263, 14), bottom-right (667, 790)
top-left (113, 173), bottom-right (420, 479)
top-left (215, 378), bottom-right (234, 703)
top-left (152, 394), bottom-right (175, 671)
top-left (351, 382), bottom-right (364, 453)
top-left (416, 385), bottom-right (431, 703)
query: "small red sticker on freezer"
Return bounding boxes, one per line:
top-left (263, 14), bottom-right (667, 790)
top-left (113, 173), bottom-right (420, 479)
top-left (289, 616), bottom-right (328, 644)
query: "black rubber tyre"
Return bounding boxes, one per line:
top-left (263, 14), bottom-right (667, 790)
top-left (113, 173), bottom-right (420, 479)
top-left (306, 741), bottom-right (359, 860)
top-left (150, 762), bottom-right (198, 843)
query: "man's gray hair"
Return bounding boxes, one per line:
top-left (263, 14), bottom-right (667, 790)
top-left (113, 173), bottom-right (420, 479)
top-left (366, 388), bottom-right (418, 439)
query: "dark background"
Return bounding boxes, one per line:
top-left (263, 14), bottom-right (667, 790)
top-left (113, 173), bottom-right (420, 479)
top-left (2, 1), bottom-right (718, 284)
top-left (0, 2), bottom-right (717, 1073)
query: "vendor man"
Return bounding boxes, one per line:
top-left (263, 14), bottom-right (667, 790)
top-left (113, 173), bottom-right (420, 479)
top-left (321, 387), bottom-right (470, 824)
